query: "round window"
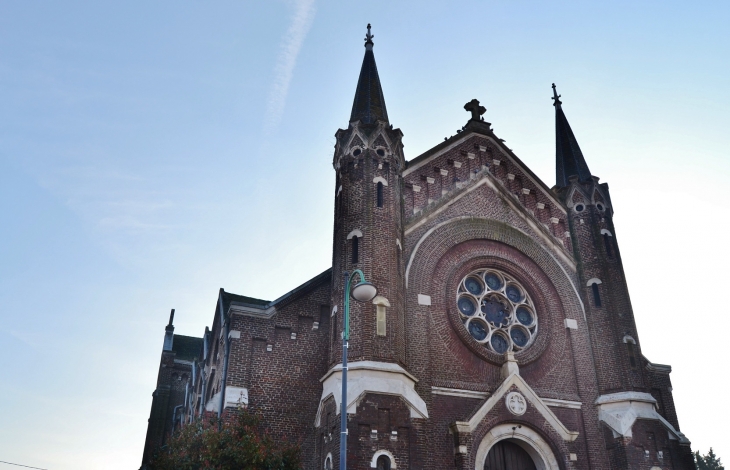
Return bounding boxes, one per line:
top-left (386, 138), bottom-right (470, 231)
top-left (376, 148), bottom-right (385, 157)
top-left (456, 269), bottom-right (538, 353)
top-left (596, 203), bottom-right (605, 211)
top-left (574, 204), bottom-right (585, 212)
top-left (352, 148), bottom-right (362, 156)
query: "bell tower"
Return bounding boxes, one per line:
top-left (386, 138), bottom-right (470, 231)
top-left (551, 84), bottom-right (647, 393)
top-left (329, 25), bottom-right (406, 367)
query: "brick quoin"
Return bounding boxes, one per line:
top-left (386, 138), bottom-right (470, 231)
top-left (139, 27), bottom-right (694, 470)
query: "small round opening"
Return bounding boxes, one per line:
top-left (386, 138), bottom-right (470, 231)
top-left (596, 203), bottom-right (605, 211)
top-left (352, 148), bottom-right (362, 156)
top-left (575, 204), bottom-right (585, 212)
top-left (376, 148), bottom-right (385, 157)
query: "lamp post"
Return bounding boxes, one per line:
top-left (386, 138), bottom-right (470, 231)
top-left (340, 269), bottom-right (378, 470)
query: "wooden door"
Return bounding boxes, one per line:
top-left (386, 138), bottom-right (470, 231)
top-left (484, 440), bottom-right (537, 470)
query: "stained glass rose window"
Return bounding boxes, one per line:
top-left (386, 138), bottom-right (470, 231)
top-left (456, 269), bottom-right (538, 353)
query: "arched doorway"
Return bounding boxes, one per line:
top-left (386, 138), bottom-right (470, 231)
top-left (484, 440), bottom-right (537, 470)
top-left (474, 424), bottom-right (560, 470)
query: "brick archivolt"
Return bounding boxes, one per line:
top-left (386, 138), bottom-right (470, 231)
top-left (405, 217), bottom-right (585, 371)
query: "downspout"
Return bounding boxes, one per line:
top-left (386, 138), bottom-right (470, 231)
top-left (171, 405), bottom-right (183, 433)
top-left (217, 289), bottom-right (231, 427)
top-left (199, 368), bottom-right (207, 416)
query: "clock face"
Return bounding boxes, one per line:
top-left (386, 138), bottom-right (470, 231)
top-left (457, 269), bottom-right (538, 354)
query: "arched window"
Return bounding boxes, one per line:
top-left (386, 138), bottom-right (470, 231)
top-left (591, 283), bottom-right (602, 307)
top-left (377, 181), bottom-right (384, 207)
top-left (376, 455), bottom-right (391, 470)
top-left (623, 335), bottom-right (637, 368)
top-left (351, 236), bottom-right (359, 264)
top-left (603, 234), bottom-right (613, 258)
top-left (601, 229), bottom-right (614, 259)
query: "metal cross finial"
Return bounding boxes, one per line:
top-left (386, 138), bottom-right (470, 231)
top-left (552, 83), bottom-right (562, 107)
top-left (464, 99), bottom-right (486, 121)
top-left (365, 23), bottom-right (374, 47)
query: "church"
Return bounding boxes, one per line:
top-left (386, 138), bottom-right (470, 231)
top-left (140, 26), bottom-right (694, 470)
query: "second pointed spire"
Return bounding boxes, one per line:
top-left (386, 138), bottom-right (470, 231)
top-left (350, 24), bottom-right (389, 125)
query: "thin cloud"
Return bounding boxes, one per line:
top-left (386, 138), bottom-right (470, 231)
top-left (263, 0), bottom-right (316, 137)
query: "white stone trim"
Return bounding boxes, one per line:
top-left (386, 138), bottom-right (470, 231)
top-left (467, 152), bottom-right (476, 159)
top-left (586, 278), bottom-right (602, 286)
top-left (404, 215), bottom-right (583, 319)
top-left (417, 294), bottom-right (431, 306)
top-left (596, 392), bottom-right (690, 445)
top-left (315, 361), bottom-right (427, 426)
top-left (324, 453), bottom-right (333, 470)
top-left (463, 373), bottom-right (578, 442)
top-left (453, 161), bottom-right (463, 168)
top-left (439, 169), bottom-right (448, 176)
top-left (646, 362), bottom-right (672, 374)
top-left (402, 136), bottom-right (565, 214)
top-left (622, 335), bottom-right (636, 344)
top-left (536, 202), bottom-right (545, 209)
top-left (370, 450), bottom-right (396, 469)
top-left (600, 229), bottom-right (613, 236)
top-left (373, 295), bottom-right (391, 307)
top-left (228, 330), bottom-right (241, 339)
top-left (412, 184), bottom-right (421, 192)
top-left (403, 181), bottom-right (576, 268)
top-left (474, 423), bottom-right (560, 470)
top-left (373, 176), bottom-right (388, 186)
top-left (426, 176), bottom-right (435, 184)
top-left (431, 386), bottom-right (489, 399)
top-left (396, 238), bottom-right (402, 250)
top-left (347, 229), bottom-right (363, 240)
top-left (331, 305), bottom-right (337, 317)
top-left (564, 319), bottom-right (578, 330)
top-left (522, 188), bottom-right (531, 194)
top-left (542, 398), bottom-right (582, 409)
top-left (507, 173), bottom-right (515, 180)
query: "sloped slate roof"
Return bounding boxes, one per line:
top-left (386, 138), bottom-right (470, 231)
top-left (350, 48), bottom-right (389, 125)
top-left (172, 334), bottom-right (203, 361)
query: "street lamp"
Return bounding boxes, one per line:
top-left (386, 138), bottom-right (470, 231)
top-left (340, 269), bottom-right (378, 470)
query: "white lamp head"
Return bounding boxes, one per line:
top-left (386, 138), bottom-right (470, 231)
top-left (350, 281), bottom-right (378, 302)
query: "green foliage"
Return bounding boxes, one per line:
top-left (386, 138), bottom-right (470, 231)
top-left (150, 409), bottom-right (301, 470)
top-left (695, 448), bottom-right (724, 470)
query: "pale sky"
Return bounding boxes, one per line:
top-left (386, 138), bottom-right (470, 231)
top-left (0, 1), bottom-right (728, 469)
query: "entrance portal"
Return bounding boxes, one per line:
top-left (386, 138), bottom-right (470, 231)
top-left (484, 440), bottom-right (537, 470)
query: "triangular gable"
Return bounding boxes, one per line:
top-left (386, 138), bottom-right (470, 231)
top-left (457, 373), bottom-right (579, 442)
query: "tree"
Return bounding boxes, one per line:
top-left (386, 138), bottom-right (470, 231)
top-left (149, 409), bottom-right (301, 470)
top-left (695, 448), bottom-right (724, 470)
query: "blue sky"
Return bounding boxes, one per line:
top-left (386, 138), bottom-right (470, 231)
top-left (0, 1), bottom-right (728, 468)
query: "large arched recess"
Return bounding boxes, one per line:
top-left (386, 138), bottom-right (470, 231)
top-left (405, 217), bottom-right (585, 380)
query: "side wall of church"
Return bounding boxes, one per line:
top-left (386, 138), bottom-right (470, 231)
top-left (221, 281), bottom-right (332, 469)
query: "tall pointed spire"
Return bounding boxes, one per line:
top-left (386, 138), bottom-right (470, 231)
top-left (553, 83), bottom-right (592, 187)
top-left (350, 24), bottom-right (389, 125)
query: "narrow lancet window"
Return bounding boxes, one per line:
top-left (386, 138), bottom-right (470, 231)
top-left (627, 342), bottom-right (637, 368)
top-left (376, 181), bottom-right (384, 207)
top-left (603, 233), bottom-right (614, 259)
top-left (351, 236), bottom-right (359, 264)
top-left (591, 283), bottom-right (602, 307)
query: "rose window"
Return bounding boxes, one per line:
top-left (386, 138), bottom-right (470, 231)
top-left (456, 269), bottom-right (538, 354)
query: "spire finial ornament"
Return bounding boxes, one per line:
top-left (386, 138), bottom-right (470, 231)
top-left (365, 23), bottom-right (374, 50)
top-left (464, 99), bottom-right (486, 121)
top-left (551, 83), bottom-right (562, 107)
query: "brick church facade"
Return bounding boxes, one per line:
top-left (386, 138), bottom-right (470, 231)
top-left (140, 27), bottom-right (693, 470)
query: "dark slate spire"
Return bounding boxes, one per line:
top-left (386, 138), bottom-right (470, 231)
top-left (553, 83), bottom-right (592, 187)
top-left (350, 24), bottom-right (389, 125)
